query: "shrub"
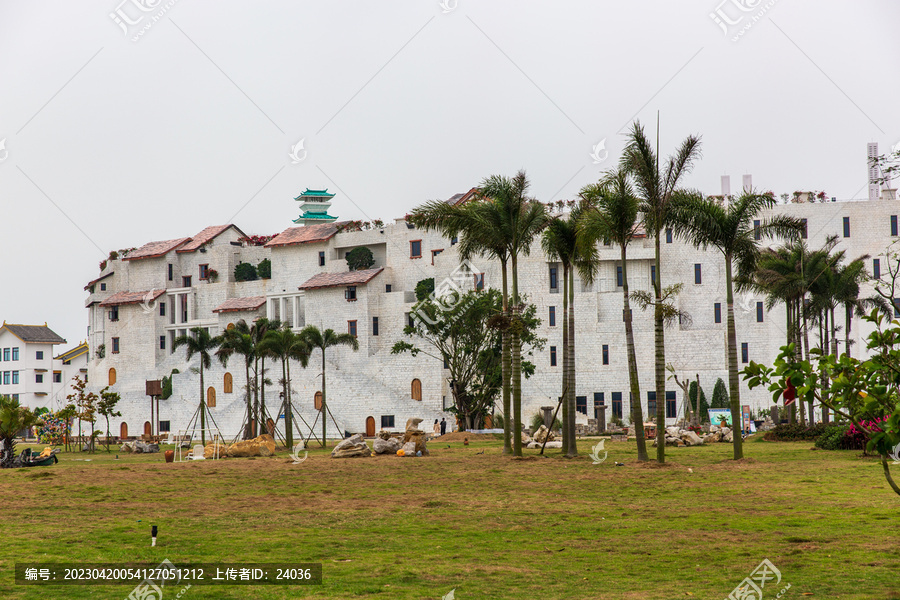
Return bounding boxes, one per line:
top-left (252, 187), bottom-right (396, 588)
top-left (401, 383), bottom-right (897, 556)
top-left (815, 424), bottom-right (849, 450)
top-left (415, 278), bottom-right (435, 302)
top-left (345, 247), bottom-right (375, 271)
top-left (257, 258), bottom-right (271, 279)
top-left (234, 262), bottom-right (258, 282)
top-left (687, 381), bottom-right (710, 422)
top-left (771, 423), bottom-right (830, 441)
top-left (711, 378), bottom-right (729, 409)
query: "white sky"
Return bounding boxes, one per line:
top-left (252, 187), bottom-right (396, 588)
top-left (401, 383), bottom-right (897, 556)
top-left (1, 0), bottom-right (898, 346)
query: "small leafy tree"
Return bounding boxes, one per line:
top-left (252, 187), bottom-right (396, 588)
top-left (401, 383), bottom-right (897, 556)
top-left (97, 387), bottom-right (122, 452)
top-left (345, 247), bottom-right (375, 271)
top-left (56, 404), bottom-right (77, 451)
top-left (257, 258), bottom-right (272, 279)
top-left (711, 378), bottom-right (729, 409)
top-left (415, 278), bottom-right (435, 302)
top-left (688, 380), bottom-right (710, 423)
top-left (234, 262), bottom-right (258, 282)
top-left (67, 376), bottom-right (98, 452)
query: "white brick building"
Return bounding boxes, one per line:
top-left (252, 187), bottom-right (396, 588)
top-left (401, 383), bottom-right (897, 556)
top-left (82, 187), bottom-right (900, 440)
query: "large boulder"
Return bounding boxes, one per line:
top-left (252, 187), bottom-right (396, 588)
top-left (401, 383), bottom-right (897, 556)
top-left (376, 429), bottom-right (392, 440)
top-left (227, 434), bottom-right (276, 458)
top-left (703, 432), bottom-right (722, 444)
top-left (203, 442), bottom-right (228, 459)
top-left (723, 429), bottom-right (734, 443)
top-left (400, 441), bottom-right (418, 456)
top-left (532, 425), bottom-right (555, 443)
top-left (331, 433), bottom-right (372, 458)
top-left (542, 440), bottom-right (563, 449)
top-left (134, 441), bottom-right (159, 453)
top-left (680, 431), bottom-right (704, 446)
top-left (373, 437), bottom-right (402, 455)
top-left (401, 430), bottom-right (428, 455)
top-left (405, 418), bottom-right (424, 432)
top-left (665, 426), bottom-right (681, 438)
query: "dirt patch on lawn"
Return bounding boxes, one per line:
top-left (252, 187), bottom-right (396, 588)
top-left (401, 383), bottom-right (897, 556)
top-left (437, 432), bottom-right (499, 442)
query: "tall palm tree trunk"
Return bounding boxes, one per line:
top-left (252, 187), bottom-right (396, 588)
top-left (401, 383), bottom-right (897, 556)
top-left (511, 255), bottom-right (523, 457)
top-left (500, 260), bottom-right (512, 454)
top-left (561, 263), bottom-right (570, 453)
top-left (199, 364), bottom-right (206, 446)
top-left (321, 351), bottom-right (328, 448)
top-left (654, 234), bottom-right (666, 462)
top-left (724, 256), bottom-right (744, 459)
top-left (622, 247), bottom-right (648, 461)
top-left (260, 356), bottom-right (267, 433)
top-left (567, 266), bottom-right (577, 457)
top-left (284, 357), bottom-right (293, 448)
top-left (245, 360), bottom-right (253, 439)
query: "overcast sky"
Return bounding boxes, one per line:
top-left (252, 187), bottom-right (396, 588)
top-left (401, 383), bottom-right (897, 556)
top-left (1, 0), bottom-right (898, 347)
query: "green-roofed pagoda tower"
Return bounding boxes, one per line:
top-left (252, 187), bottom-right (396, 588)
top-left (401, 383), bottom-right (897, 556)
top-left (293, 189), bottom-right (338, 226)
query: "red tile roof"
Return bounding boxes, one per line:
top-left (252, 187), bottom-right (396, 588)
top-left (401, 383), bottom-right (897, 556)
top-left (123, 238), bottom-right (191, 261)
top-left (84, 271), bottom-right (114, 290)
top-left (177, 224), bottom-right (246, 253)
top-left (99, 289), bottom-right (165, 307)
top-left (265, 222), bottom-right (343, 248)
top-left (298, 268), bottom-right (384, 291)
top-left (212, 296), bottom-right (267, 313)
top-left (447, 187), bottom-right (479, 206)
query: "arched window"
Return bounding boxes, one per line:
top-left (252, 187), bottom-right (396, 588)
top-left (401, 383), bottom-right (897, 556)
top-left (224, 372), bottom-right (233, 394)
top-left (411, 378), bottom-right (422, 401)
top-left (108, 367), bottom-right (117, 386)
top-left (120, 422), bottom-right (128, 439)
top-left (314, 391), bottom-right (323, 411)
top-left (207, 386), bottom-right (216, 407)
top-left (226, 322), bottom-right (235, 330)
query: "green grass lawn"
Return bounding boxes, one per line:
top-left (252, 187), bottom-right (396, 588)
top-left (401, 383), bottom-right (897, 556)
top-left (1, 436), bottom-right (898, 600)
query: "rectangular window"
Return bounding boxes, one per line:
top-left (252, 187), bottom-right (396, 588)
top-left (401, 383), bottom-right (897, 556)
top-left (182, 276), bottom-right (192, 287)
top-left (410, 240), bottom-right (422, 258)
top-left (549, 306), bottom-right (556, 327)
top-left (650, 265), bottom-right (656, 287)
top-left (593, 392), bottom-right (604, 419)
top-left (112, 337), bottom-right (120, 354)
top-left (550, 346), bottom-right (557, 367)
top-left (407, 312), bottom-right (414, 328)
top-left (895, 299), bottom-right (900, 319)
top-left (874, 258), bottom-right (881, 280)
top-left (741, 342), bottom-right (749, 364)
top-left (345, 286), bottom-right (357, 301)
top-left (11, 348), bottom-right (19, 361)
top-left (665, 390), bottom-right (676, 419)
top-left (381, 415), bottom-right (395, 428)
top-left (199, 264), bottom-right (209, 279)
top-left (756, 301), bottom-right (764, 323)
top-left (36, 351), bottom-right (43, 360)
top-left (892, 215), bottom-right (898, 237)
top-left (694, 264), bottom-right (702, 284)
top-left (602, 344), bottom-right (609, 365)
top-left (159, 420), bottom-right (171, 433)
top-left (431, 249), bottom-right (443, 265)
top-left (168, 264), bottom-right (173, 281)
top-left (753, 219), bottom-right (761, 241)
top-left (474, 273), bottom-right (484, 291)
top-left (549, 266), bottom-right (558, 290)
top-left (576, 396), bottom-right (587, 415)
top-left (100, 282), bottom-right (106, 291)
top-left (318, 251), bottom-right (325, 266)
top-left (348, 320), bottom-right (357, 337)
top-left (169, 331), bottom-right (176, 354)
top-left (159, 336), bottom-right (166, 350)
top-left (385, 284), bottom-right (392, 293)
top-left (800, 218), bottom-right (808, 239)
top-left (110, 306), bottom-right (119, 321)
top-left (159, 301), bottom-right (166, 316)
top-left (714, 302), bottom-right (722, 324)
top-left (53, 372), bottom-right (62, 383)
top-left (372, 317), bottom-right (379, 336)
top-left (666, 228), bottom-right (673, 244)
top-left (616, 266), bottom-right (623, 287)
top-left (35, 373), bottom-right (43, 384)
top-left (2, 371), bottom-right (8, 385)
top-left (647, 391), bottom-right (657, 416)
top-left (451, 236), bottom-right (458, 245)
top-left (11, 371), bottom-right (19, 385)
top-left (611, 392), bottom-right (623, 418)
top-left (2, 348), bottom-right (8, 361)
top-left (843, 216), bottom-right (850, 238)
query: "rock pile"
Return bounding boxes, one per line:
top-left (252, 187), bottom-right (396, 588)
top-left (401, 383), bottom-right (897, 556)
top-left (650, 426), bottom-right (706, 447)
top-left (373, 436), bottom-right (401, 454)
top-left (400, 418), bottom-right (429, 456)
top-left (120, 441), bottom-right (159, 453)
top-left (227, 434), bottom-right (276, 457)
top-left (532, 425), bottom-right (556, 444)
top-left (331, 433), bottom-right (372, 458)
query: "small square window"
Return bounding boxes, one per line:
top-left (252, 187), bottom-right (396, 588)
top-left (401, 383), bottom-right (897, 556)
top-left (576, 396), bottom-right (587, 415)
top-left (35, 373), bottom-right (43, 384)
top-left (35, 351), bottom-right (43, 360)
top-left (100, 283), bottom-right (106, 291)
top-left (159, 420), bottom-right (171, 433)
top-left (385, 284), bottom-right (392, 293)
top-left (53, 372), bottom-right (62, 383)
top-left (182, 276), bottom-right (192, 287)
top-left (410, 240), bottom-right (422, 258)
top-left (345, 286), bottom-right (357, 301)
top-left (381, 415), bottom-right (395, 428)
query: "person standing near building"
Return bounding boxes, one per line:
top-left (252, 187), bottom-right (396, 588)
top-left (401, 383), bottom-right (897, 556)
top-left (432, 419), bottom-right (440, 438)
top-left (440, 417), bottom-right (446, 436)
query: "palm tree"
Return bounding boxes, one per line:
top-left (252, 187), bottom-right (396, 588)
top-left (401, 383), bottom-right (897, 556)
top-left (832, 258), bottom-right (890, 358)
top-left (479, 171), bottom-right (548, 457)
top-left (300, 325), bottom-right (359, 447)
top-left (173, 327), bottom-right (223, 445)
top-left (621, 120), bottom-right (702, 462)
top-left (216, 320), bottom-right (256, 439)
top-left (671, 191), bottom-right (803, 459)
top-left (260, 326), bottom-right (310, 447)
top-left (409, 197), bottom-right (514, 454)
top-left (579, 168), bottom-right (649, 461)
top-left (250, 318), bottom-right (281, 435)
top-left (0, 395), bottom-right (37, 468)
